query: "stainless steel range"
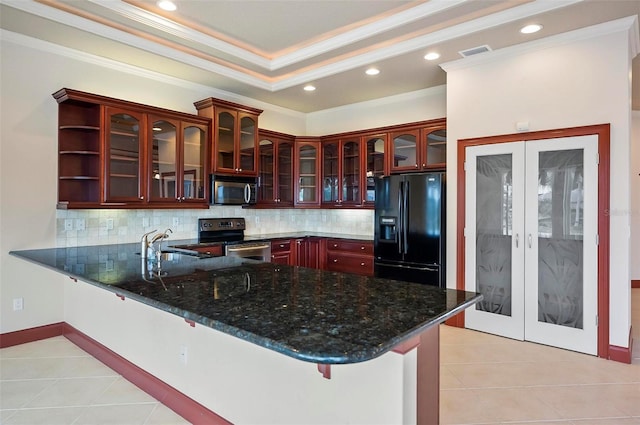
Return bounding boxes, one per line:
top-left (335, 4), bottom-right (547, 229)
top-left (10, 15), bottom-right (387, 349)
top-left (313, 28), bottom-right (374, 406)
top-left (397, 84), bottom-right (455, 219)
top-left (198, 218), bottom-right (271, 261)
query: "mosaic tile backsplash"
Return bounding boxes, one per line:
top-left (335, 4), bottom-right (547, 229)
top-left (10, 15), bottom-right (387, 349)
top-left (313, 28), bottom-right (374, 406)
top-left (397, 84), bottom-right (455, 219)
top-left (56, 207), bottom-right (374, 247)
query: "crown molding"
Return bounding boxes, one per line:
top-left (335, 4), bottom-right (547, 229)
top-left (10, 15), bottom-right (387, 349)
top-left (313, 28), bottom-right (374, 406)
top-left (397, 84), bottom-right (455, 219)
top-left (440, 15), bottom-right (640, 72)
top-left (0, 28), bottom-right (305, 118)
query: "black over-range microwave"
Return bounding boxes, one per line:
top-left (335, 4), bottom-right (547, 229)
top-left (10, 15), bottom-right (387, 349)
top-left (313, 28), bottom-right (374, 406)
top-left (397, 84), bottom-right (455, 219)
top-left (210, 174), bottom-right (257, 205)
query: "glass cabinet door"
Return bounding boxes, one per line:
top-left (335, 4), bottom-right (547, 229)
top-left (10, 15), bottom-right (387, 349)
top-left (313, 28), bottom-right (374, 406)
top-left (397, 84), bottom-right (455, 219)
top-left (277, 141), bottom-right (293, 204)
top-left (239, 115), bottom-right (256, 173)
top-left (105, 108), bottom-right (144, 202)
top-left (182, 124), bottom-right (206, 201)
top-left (365, 136), bottom-right (386, 204)
top-left (296, 142), bottom-right (319, 205)
top-left (258, 138), bottom-right (274, 202)
top-left (322, 141), bottom-right (339, 204)
top-left (341, 140), bottom-right (360, 204)
top-left (425, 128), bottom-right (447, 167)
top-left (217, 110), bottom-right (235, 171)
top-left (390, 130), bottom-right (419, 172)
top-left (149, 118), bottom-right (177, 201)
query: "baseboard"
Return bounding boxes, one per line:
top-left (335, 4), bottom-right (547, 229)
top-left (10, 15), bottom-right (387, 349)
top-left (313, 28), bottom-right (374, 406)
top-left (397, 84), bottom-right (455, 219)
top-left (61, 323), bottom-right (231, 425)
top-left (608, 326), bottom-right (633, 364)
top-left (0, 322), bottom-right (64, 348)
top-left (632, 279), bottom-right (640, 288)
top-left (0, 322), bottom-right (231, 425)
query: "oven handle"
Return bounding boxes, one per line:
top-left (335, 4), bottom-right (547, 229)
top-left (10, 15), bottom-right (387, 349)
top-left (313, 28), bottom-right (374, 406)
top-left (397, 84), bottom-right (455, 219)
top-left (227, 243), bottom-right (270, 252)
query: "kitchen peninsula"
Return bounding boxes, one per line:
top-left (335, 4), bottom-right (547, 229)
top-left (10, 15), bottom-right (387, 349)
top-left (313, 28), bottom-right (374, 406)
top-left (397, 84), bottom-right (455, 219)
top-left (10, 243), bottom-right (481, 424)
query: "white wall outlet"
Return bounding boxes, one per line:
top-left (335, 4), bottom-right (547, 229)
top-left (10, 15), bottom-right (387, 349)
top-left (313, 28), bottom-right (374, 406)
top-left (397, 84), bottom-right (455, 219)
top-left (64, 219), bottom-right (73, 231)
top-left (173, 217), bottom-right (180, 226)
top-left (13, 297), bottom-right (24, 311)
top-left (106, 218), bottom-right (114, 230)
top-left (76, 218), bottom-right (85, 231)
top-left (179, 345), bottom-right (188, 364)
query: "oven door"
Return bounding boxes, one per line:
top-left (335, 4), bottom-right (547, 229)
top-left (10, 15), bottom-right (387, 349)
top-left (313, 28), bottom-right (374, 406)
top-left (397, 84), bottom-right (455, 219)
top-left (225, 242), bottom-right (271, 262)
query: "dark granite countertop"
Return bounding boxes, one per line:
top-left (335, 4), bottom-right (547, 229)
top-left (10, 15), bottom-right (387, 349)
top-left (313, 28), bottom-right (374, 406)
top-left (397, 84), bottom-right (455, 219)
top-left (10, 243), bottom-right (480, 364)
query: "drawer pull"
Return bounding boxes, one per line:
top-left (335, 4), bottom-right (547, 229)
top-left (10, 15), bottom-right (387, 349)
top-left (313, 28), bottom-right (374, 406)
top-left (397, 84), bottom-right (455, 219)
top-left (360, 262), bottom-right (365, 266)
top-left (333, 259), bottom-right (338, 263)
top-left (361, 246), bottom-right (365, 250)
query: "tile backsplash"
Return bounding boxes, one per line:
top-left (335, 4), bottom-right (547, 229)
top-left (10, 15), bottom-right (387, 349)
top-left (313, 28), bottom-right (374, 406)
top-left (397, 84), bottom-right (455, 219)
top-left (56, 207), bottom-right (374, 247)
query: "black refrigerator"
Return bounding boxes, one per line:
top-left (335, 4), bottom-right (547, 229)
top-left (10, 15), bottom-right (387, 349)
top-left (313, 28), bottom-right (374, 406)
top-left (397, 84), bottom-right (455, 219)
top-left (374, 172), bottom-right (446, 287)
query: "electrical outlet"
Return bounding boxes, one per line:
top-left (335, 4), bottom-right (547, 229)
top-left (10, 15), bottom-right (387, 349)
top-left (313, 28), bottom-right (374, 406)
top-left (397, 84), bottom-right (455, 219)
top-left (179, 345), bottom-right (188, 364)
top-left (13, 297), bottom-right (24, 311)
top-left (106, 218), bottom-right (114, 230)
top-left (64, 219), bottom-right (73, 231)
top-left (76, 218), bottom-right (85, 231)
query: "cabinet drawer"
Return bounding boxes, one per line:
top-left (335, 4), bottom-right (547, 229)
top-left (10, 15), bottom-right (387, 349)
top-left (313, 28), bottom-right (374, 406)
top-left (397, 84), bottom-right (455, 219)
top-left (271, 240), bottom-right (292, 253)
top-left (326, 239), bottom-right (373, 255)
top-left (326, 253), bottom-right (374, 276)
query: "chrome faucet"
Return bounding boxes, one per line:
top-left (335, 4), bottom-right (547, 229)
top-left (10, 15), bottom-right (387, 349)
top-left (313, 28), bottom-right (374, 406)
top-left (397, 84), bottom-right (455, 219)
top-left (140, 229), bottom-right (158, 259)
top-left (149, 228), bottom-right (173, 258)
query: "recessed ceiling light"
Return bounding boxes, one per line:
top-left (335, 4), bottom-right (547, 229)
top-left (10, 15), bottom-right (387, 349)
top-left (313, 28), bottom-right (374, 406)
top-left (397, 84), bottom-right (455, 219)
top-left (520, 24), bottom-right (542, 34)
top-left (365, 68), bottom-right (380, 76)
top-left (424, 52), bottom-right (440, 61)
top-left (303, 85), bottom-right (316, 92)
top-left (157, 0), bottom-right (177, 11)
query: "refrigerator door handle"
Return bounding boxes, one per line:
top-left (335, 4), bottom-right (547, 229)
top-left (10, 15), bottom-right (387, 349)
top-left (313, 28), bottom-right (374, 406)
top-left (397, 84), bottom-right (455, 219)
top-left (376, 262), bottom-right (439, 272)
top-left (403, 180), bottom-right (409, 254)
top-left (397, 181), bottom-right (404, 254)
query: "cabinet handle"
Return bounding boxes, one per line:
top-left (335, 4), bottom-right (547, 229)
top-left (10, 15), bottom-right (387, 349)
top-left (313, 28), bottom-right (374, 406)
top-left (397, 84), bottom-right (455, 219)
top-left (414, 164), bottom-right (419, 168)
top-left (515, 234), bottom-right (519, 248)
top-left (528, 234), bottom-right (532, 248)
top-left (333, 259), bottom-right (338, 263)
top-left (360, 262), bottom-right (365, 266)
top-left (139, 196), bottom-right (144, 200)
top-left (360, 246), bottom-right (365, 250)
top-left (279, 244), bottom-right (285, 248)
top-left (422, 163), bottom-right (426, 167)
top-left (333, 244), bottom-right (338, 248)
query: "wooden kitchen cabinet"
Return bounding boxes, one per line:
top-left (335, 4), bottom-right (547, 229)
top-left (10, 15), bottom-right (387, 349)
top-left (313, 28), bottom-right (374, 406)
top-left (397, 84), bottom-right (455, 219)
top-left (295, 237), bottom-right (324, 269)
top-left (389, 118), bottom-right (446, 173)
top-left (325, 238), bottom-right (374, 276)
top-left (54, 88), bottom-right (210, 209)
top-left (362, 133), bottom-right (388, 207)
top-left (194, 98), bottom-right (263, 177)
top-left (271, 239), bottom-right (294, 265)
top-left (258, 130), bottom-right (294, 206)
top-left (321, 137), bottom-right (362, 207)
top-left (294, 137), bottom-right (321, 207)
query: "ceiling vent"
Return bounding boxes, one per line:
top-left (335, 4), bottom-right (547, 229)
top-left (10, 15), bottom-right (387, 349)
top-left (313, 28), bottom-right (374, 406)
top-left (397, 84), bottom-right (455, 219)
top-left (459, 45), bottom-right (492, 58)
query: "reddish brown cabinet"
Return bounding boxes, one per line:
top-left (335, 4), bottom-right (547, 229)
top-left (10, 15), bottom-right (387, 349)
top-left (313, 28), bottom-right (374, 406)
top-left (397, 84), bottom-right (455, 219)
top-left (294, 137), bottom-right (321, 207)
top-left (389, 119), bottom-right (446, 173)
top-left (54, 88), bottom-right (210, 209)
top-left (321, 138), bottom-right (362, 207)
top-left (194, 98), bottom-right (262, 177)
top-left (325, 238), bottom-right (374, 276)
top-left (271, 239), bottom-right (294, 265)
top-left (258, 130), bottom-right (294, 206)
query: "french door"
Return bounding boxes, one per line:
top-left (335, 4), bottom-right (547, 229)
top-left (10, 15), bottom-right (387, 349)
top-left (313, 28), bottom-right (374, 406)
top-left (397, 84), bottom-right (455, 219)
top-left (465, 135), bottom-right (599, 355)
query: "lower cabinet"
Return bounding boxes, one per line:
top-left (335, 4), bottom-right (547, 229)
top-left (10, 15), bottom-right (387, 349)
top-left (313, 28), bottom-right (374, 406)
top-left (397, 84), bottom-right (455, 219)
top-left (269, 237), bottom-right (373, 276)
top-left (325, 238), bottom-right (374, 276)
top-left (271, 239), bottom-right (294, 265)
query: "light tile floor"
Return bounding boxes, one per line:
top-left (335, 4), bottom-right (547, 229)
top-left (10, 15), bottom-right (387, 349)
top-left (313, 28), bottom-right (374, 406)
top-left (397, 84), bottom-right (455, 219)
top-left (1, 289), bottom-right (638, 424)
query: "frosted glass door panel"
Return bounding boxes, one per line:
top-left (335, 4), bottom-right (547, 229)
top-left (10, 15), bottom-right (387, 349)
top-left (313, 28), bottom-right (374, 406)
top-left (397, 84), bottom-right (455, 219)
top-left (465, 142), bottom-right (525, 340)
top-left (524, 136), bottom-right (598, 355)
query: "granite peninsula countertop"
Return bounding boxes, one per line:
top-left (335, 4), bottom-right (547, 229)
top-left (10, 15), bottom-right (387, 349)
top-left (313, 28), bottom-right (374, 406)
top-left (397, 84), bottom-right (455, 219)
top-left (10, 242), bottom-right (481, 364)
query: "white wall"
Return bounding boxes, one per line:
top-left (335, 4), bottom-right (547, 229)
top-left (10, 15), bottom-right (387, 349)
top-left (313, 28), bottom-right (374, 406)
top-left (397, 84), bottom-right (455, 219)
top-left (306, 85), bottom-right (446, 136)
top-left (442, 18), bottom-right (637, 348)
top-left (631, 111), bottom-right (640, 281)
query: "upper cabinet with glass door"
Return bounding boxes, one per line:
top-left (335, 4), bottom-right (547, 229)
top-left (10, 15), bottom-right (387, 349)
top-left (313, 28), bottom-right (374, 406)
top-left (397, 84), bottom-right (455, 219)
top-left (294, 137), bottom-right (321, 207)
top-left (389, 119), bottom-right (446, 173)
top-left (148, 116), bottom-right (208, 206)
top-left (321, 138), bottom-right (362, 207)
top-left (257, 129), bottom-right (294, 207)
top-left (194, 98), bottom-right (263, 177)
top-left (53, 88), bottom-right (210, 209)
top-left (363, 133), bottom-right (387, 206)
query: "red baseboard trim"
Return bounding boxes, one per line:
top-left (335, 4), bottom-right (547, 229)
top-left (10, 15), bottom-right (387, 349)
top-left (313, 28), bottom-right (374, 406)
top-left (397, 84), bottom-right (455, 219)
top-left (0, 322), bottom-right (64, 348)
top-left (632, 280), bottom-right (640, 288)
top-left (608, 326), bottom-right (633, 364)
top-left (61, 323), bottom-right (231, 425)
